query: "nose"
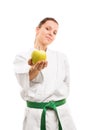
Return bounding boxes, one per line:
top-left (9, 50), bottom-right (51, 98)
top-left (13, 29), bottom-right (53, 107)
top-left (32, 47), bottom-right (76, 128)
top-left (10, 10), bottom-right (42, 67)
top-left (48, 31), bottom-right (53, 36)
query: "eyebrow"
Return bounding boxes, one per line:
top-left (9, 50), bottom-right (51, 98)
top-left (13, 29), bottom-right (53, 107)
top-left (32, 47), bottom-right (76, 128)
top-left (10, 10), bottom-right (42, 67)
top-left (46, 25), bottom-right (57, 30)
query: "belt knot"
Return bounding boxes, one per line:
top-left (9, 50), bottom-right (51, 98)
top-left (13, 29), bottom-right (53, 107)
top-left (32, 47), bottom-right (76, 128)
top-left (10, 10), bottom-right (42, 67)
top-left (26, 99), bottom-right (66, 130)
top-left (45, 100), bottom-right (56, 109)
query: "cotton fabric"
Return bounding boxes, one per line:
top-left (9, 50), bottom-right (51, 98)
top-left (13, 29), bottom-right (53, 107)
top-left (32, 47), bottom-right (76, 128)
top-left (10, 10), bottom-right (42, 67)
top-left (14, 48), bottom-right (76, 130)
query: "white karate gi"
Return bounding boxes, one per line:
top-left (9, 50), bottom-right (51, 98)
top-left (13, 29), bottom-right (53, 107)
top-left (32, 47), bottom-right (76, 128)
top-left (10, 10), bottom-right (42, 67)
top-left (14, 48), bottom-right (76, 130)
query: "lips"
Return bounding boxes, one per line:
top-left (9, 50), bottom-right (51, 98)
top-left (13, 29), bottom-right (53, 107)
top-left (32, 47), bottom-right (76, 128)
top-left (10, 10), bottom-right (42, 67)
top-left (45, 36), bottom-right (52, 41)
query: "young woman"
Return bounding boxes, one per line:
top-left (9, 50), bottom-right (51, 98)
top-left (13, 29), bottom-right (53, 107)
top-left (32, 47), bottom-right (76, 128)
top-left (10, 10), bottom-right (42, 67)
top-left (14, 17), bottom-right (76, 130)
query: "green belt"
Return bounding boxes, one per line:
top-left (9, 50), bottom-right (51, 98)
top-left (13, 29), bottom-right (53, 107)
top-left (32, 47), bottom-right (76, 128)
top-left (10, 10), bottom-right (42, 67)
top-left (27, 99), bottom-right (66, 130)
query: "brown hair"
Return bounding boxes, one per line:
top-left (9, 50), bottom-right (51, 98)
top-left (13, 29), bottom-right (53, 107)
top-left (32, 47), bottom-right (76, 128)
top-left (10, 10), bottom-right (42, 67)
top-left (37, 17), bottom-right (59, 28)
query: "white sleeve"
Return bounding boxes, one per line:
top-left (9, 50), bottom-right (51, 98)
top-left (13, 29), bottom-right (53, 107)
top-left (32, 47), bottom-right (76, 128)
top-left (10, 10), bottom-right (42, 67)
top-left (14, 55), bottom-right (30, 74)
top-left (63, 55), bottom-right (70, 88)
top-left (13, 53), bottom-right (44, 88)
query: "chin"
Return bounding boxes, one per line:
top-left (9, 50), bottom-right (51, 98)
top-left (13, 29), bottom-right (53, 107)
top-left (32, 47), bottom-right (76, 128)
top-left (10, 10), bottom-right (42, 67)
top-left (45, 40), bottom-right (52, 44)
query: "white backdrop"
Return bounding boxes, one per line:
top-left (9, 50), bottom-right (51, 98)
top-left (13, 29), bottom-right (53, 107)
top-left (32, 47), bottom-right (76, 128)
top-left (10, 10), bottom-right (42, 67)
top-left (0, 0), bottom-right (87, 129)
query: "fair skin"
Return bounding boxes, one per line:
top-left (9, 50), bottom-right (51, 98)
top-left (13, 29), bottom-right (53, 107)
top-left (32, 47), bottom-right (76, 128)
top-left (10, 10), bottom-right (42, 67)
top-left (28, 20), bottom-right (58, 80)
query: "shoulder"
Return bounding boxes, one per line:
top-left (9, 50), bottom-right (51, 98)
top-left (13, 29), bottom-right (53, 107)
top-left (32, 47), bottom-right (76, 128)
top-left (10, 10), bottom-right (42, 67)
top-left (15, 48), bottom-right (34, 61)
top-left (47, 49), bottom-right (69, 64)
top-left (49, 49), bottom-right (68, 59)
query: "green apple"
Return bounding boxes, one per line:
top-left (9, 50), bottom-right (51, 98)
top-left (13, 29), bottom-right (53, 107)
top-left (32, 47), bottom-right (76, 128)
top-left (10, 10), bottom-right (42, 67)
top-left (31, 49), bottom-right (47, 64)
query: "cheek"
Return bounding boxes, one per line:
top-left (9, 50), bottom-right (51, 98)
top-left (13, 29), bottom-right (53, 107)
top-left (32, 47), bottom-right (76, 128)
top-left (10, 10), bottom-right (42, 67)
top-left (41, 30), bottom-right (45, 36)
top-left (39, 31), bottom-right (45, 39)
top-left (53, 35), bottom-right (56, 40)
top-left (37, 33), bottom-right (44, 42)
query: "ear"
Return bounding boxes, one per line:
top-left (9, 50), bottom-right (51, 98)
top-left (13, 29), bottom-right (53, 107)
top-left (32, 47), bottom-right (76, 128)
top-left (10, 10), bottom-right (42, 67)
top-left (36, 27), bottom-right (40, 35)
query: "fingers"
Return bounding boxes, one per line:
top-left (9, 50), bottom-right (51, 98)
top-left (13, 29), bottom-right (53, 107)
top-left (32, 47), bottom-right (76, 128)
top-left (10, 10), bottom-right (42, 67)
top-left (37, 62), bottom-right (43, 71)
top-left (28, 59), bottom-right (48, 71)
top-left (28, 59), bottom-right (33, 66)
top-left (34, 61), bottom-right (48, 71)
top-left (41, 61), bottom-right (48, 69)
top-left (44, 61), bottom-right (48, 67)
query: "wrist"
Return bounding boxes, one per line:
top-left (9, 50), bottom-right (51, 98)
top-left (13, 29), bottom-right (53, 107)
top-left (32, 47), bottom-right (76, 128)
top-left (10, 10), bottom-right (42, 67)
top-left (30, 66), bottom-right (40, 73)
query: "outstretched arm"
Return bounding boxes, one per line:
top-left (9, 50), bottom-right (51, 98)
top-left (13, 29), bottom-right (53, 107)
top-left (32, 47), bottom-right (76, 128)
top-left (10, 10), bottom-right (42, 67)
top-left (28, 59), bottom-right (48, 80)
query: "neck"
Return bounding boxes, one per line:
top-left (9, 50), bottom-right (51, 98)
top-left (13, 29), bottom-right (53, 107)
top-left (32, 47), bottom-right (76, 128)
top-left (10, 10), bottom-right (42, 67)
top-left (34, 42), bottom-right (47, 51)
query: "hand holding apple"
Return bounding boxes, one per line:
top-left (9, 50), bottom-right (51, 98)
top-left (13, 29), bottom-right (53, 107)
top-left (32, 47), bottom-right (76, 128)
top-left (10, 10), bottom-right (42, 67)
top-left (29, 60), bottom-right (48, 80)
top-left (28, 58), bottom-right (48, 70)
top-left (28, 49), bottom-right (47, 72)
top-left (28, 50), bottom-right (47, 80)
top-left (35, 60), bottom-right (48, 71)
top-left (31, 49), bottom-right (47, 64)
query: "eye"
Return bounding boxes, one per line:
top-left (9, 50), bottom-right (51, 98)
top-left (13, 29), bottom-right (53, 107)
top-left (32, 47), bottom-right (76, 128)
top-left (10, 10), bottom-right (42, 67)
top-left (53, 31), bottom-right (57, 35)
top-left (46, 27), bottom-right (49, 30)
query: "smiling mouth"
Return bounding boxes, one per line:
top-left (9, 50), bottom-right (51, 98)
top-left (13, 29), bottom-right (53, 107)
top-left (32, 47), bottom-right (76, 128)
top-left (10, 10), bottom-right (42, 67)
top-left (46, 36), bottom-right (52, 41)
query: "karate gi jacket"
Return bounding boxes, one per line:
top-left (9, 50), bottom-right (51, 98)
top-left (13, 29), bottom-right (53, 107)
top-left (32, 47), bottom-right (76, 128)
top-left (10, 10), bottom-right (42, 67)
top-left (14, 48), bottom-right (76, 130)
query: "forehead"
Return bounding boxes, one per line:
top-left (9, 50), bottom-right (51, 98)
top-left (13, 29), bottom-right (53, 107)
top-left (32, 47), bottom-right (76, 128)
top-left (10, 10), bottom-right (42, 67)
top-left (42, 20), bottom-right (58, 30)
